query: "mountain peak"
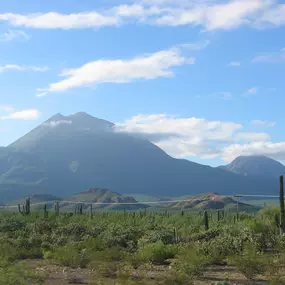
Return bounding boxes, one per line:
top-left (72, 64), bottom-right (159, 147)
top-left (45, 112), bottom-right (114, 130)
top-left (70, 112), bottom-right (93, 118)
top-left (47, 113), bottom-right (65, 121)
top-left (221, 155), bottom-right (285, 177)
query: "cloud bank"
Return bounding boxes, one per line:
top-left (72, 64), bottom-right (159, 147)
top-left (115, 113), bottom-right (282, 162)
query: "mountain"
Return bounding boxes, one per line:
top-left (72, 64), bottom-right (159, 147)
top-left (168, 193), bottom-right (259, 212)
top-left (60, 188), bottom-right (147, 210)
top-left (0, 112), bottom-right (280, 201)
top-left (220, 155), bottom-right (285, 178)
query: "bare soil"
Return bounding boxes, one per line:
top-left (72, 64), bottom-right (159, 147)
top-left (26, 260), bottom-right (275, 285)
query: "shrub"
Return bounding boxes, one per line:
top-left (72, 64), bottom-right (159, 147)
top-left (229, 243), bottom-right (265, 280)
top-left (174, 245), bottom-right (207, 279)
top-left (46, 243), bottom-right (90, 268)
top-left (0, 261), bottom-right (44, 285)
top-left (136, 241), bottom-right (178, 264)
top-left (200, 234), bottom-right (242, 265)
top-left (137, 229), bottom-right (174, 247)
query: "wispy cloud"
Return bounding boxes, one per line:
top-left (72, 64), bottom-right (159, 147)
top-left (229, 61), bottom-right (241, 66)
top-left (43, 120), bottom-right (72, 127)
top-left (0, 109), bottom-right (41, 120)
top-left (0, 30), bottom-right (30, 42)
top-left (0, 64), bottom-right (49, 73)
top-left (210, 92), bottom-right (232, 100)
top-left (37, 46), bottom-right (195, 96)
top-left (0, 12), bottom-right (118, 29)
top-left (0, 1), bottom-right (284, 31)
top-left (251, 120), bottom-right (276, 127)
top-left (253, 47), bottom-right (285, 63)
top-left (178, 40), bottom-right (210, 51)
top-left (257, 3), bottom-right (285, 27)
top-left (235, 132), bottom-right (271, 142)
top-left (243, 87), bottom-right (258, 96)
top-left (0, 105), bottom-right (14, 112)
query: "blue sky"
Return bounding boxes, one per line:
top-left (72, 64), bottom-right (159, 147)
top-left (0, 0), bottom-right (285, 166)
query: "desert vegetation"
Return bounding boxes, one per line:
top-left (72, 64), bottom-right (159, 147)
top-left (1, 203), bottom-right (285, 285)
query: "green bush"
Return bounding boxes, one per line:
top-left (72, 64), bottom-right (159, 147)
top-left (136, 241), bottom-right (178, 264)
top-left (229, 243), bottom-right (265, 280)
top-left (46, 243), bottom-right (90, 268)
top-left (174, 245), bottom-right (207, 279)
top-left (200, 234), bottom-right (242, 265)
top-left (0, 261), bottom-right (44, 285)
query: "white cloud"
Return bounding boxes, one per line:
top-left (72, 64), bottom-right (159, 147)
top-left (43, 120), bottom-right (72, 127)
top-left (253, 47), bottom-right (285, 63)
top-left (229, 61), bottom-right (241, 66)
top-left (0, 105), bottom-right (14, 112)
top-left (155, 0), bottom-right (272, 30)
top-left (251, 120), bottom-right (276, 127)
top-left (222, 141), bottom-right (285, 162)
top-left (0, 0), bottom-right (283, 31)
top-left (0, 64), bottom-right (48, 73)
top-left (178, 40), bottom-right (210, 51)
top-left (115, 114), bottom-right (243, 158)
top-left (37, 46), bottom-right (194, 95)
top-left (243, 87), bottom-right (258, 96)
top-left (235, 132), bottom-right (271, 142)
top-left (0, 30), bottom-right (30, 42)
top-left (0, 12), bottom-right (118, 29)
top-left (257, 3), bottom-right (285, 27)
top-left (0, 109), bottom-right (40, 120)
top-left (115, 113), bottom-right (281, 161)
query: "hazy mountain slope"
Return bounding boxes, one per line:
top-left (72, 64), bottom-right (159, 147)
top-left (9, 194), bottom-right (61, 206)
top-left (220, 156), bottom-right (285, 178)
top-left (0, 113), bottom-right (279, 201)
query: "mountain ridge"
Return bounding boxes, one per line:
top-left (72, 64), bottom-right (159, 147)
top-left (0, 112), bottom-right (281, 201)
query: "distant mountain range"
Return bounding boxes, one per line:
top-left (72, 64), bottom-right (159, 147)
top-left (10, 189), bottom-right (258, 212)
top-left (0, 112), bottom-right (283, 201)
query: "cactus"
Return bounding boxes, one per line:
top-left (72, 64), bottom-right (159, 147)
top-left (18, 198), bottom-right (31, 215)
top-left (54, 201), bottom-right (60, 216)
top-left (181, 210), bottom-right (184, 216)
top-left (217, 210), bottom-right (220, 222)
top-left (44, 204), bottom-right (48, 218)
top-left (274, 213), bottom-right (280, 229)
top-left (204, 211), bottom-right (209, 231)
top-left (90, 204), bottom-right (93, 218)
top-left (173, 227), bottom-right (178, 243)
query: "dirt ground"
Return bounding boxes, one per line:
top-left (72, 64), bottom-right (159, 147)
top-left (24, 260), bottom-right (275, 285)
